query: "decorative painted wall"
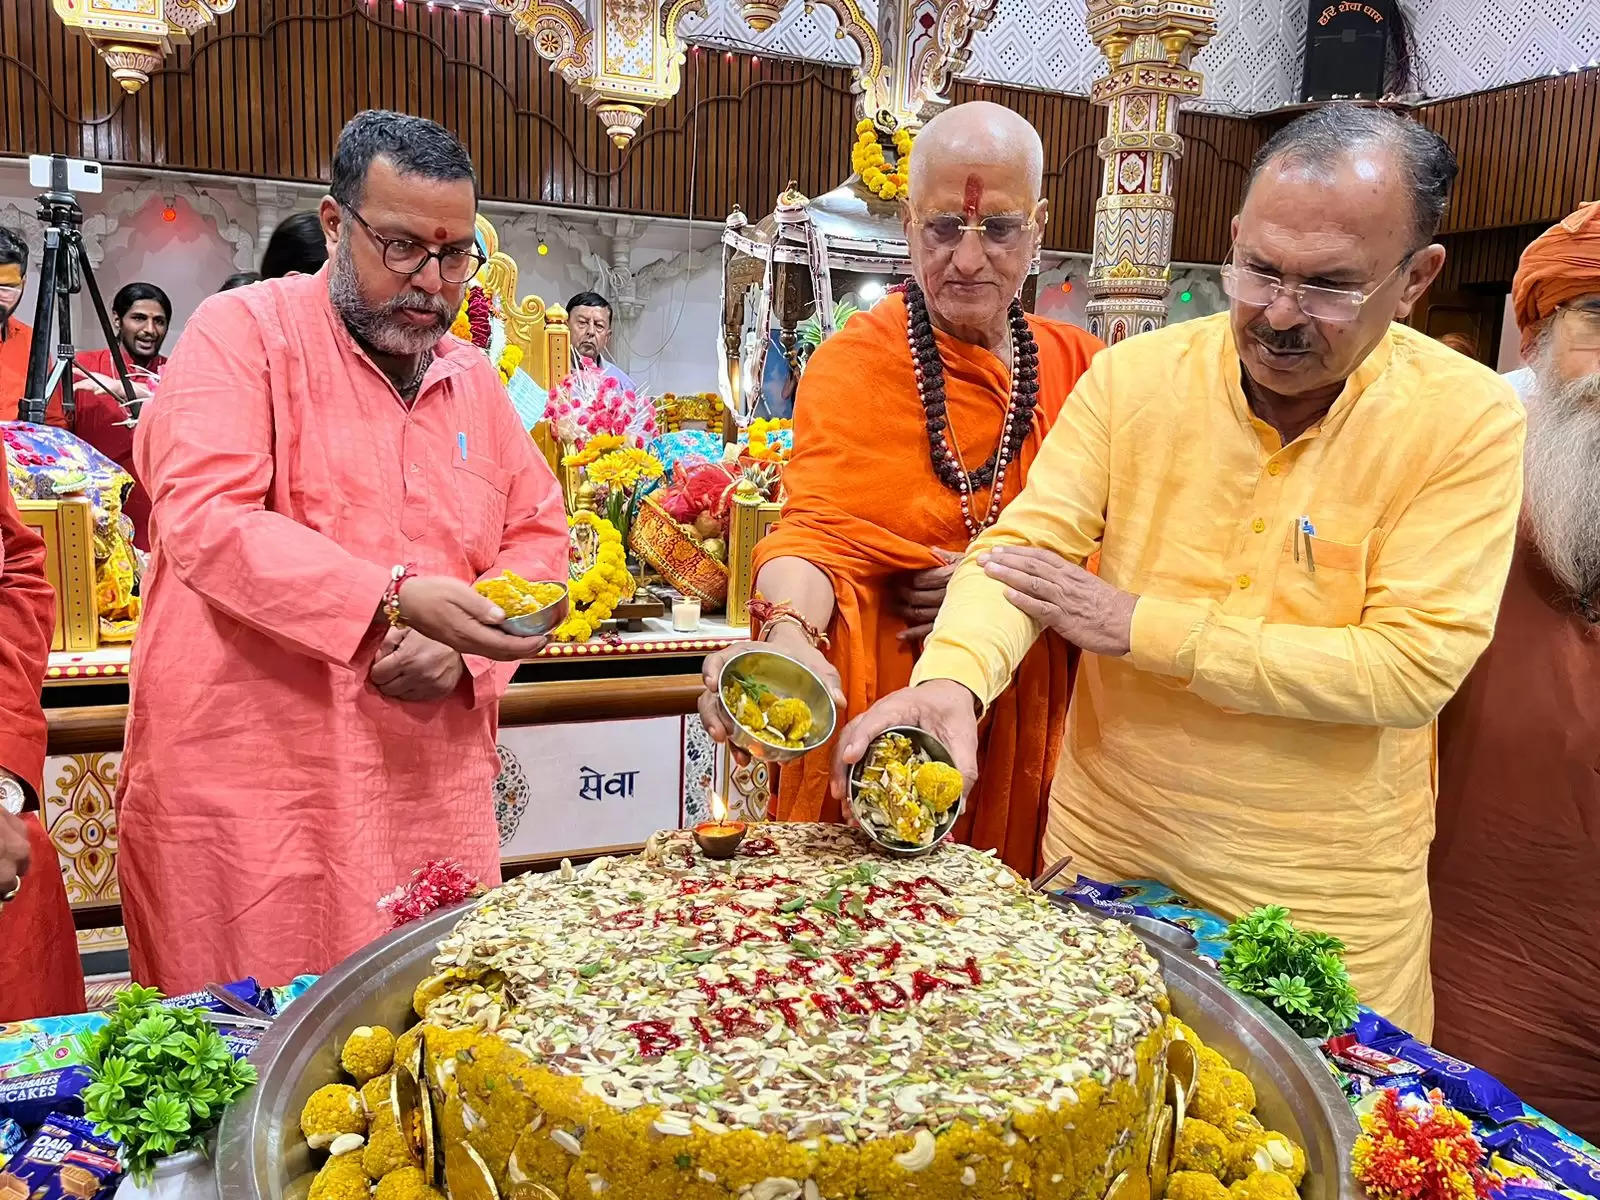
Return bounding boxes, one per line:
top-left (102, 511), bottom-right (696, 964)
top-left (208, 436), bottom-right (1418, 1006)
top-left (1409, 0), bottom-right (1600, 98)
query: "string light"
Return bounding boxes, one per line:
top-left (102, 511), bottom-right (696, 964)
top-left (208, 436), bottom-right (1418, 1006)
top-left (537, 239), bottom-right (549, 256)
top-left (1178, 289), bottom-right (1192, 303)
top-left (162, 204), bottom-right (177, 223)
top-left (1060, 281), bottom-right (1073, 293)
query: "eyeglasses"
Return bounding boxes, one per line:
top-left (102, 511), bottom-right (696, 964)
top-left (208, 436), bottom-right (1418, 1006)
top-left (345, 208), bottom-right (486, 285)
top-left (912, 213), bottom-right (1037, 253)
top-left (1220, 246), bottom-right (1417, 322)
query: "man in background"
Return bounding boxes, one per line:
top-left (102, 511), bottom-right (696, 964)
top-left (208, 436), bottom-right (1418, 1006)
top-left (1433, 201), bottom-right (1600, 1140)
top-left (117, 110), bottom-right (567, 993)
top-left (838, 105), bottom-right (1524, 1035)
top-left (0, 449), bottom-right (86, 1019)
top-left (566, 291), bottom-right (635, 388)
top-left (73, 283), bottom-right (174, 550)
top-left (0, 228), bottom-right (67, 426)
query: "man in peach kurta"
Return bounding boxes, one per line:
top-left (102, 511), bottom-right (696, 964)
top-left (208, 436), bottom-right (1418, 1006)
top-left (117, 112), bottom-right (566, 993)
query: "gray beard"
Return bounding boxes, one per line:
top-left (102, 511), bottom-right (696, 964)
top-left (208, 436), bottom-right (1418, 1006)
top-left (328, 236), bottom-right (453, 358)
top-left (1522, 364), bottom-right (1600, 599)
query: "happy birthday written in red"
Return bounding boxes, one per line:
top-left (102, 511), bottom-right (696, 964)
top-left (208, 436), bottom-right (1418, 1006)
top-left (611, 873), bottom-right (985, 1057)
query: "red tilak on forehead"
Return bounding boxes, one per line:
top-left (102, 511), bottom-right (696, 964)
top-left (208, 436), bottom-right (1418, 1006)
top-left (963, 175), bottom-right (982, 220)
top-left (434, 227), bottom-right (449, 242)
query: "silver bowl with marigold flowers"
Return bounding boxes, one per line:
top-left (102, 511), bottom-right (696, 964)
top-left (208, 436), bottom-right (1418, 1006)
top-left (714, 646), bottom-right (838, 764)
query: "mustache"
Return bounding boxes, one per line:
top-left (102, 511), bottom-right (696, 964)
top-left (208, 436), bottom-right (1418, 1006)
top-left (378, 291), bottom-right (453, 323)
top-left (1248, 322), bottom-right (1312, 353)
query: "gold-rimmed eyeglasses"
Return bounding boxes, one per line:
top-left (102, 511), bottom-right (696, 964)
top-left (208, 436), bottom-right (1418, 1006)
top-left (1220, 245), bottom-right (1418, 322)
top-left (345, 207), bottom-right (486, 285)
top-left (912, 213), bottom-right (1038, 253)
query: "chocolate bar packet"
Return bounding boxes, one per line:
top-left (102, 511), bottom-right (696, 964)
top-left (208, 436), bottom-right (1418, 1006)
top-left (221, 1029), bottom-right (262, 1061)
top-left (0, 1067), bottom-right (91, 1128)
top-left (1323, 1034), bottom-right (1424, 1080)
top-left (1488, 1122), bottom-right (1600, 1198)
top-left (159, 977), bottom-right (264, 1015)
top-left (1383, 1038), bottom-right (1524, 1123)
top-left (0, 1117), bottom-right (22, 1165)
top-left (0, 1113), bottom-right (121, 1200)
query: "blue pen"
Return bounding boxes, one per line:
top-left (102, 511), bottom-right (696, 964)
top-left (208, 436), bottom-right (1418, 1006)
top-left (458, 432), bottom-right (467, 462)
top-left (1299, 516), bottom-right (1316, 573)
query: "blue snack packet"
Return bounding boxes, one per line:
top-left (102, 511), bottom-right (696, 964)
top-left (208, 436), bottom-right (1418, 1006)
top-left (1384, 1039), bottom-right (1524, 1123)
top-left (159, 977), bottom-right (264, 1015)
top-left (1494, 1121), bottom-right (1600, 1198)
top-left (221, 1030), bottom-right (261, 1061)
top-left (0, 1066), bottom-right (92, 1128)
top-left (1065, 876), bottom-right (1127, 903)
top-left (0, 1112), bottom-right (121, 1200)
top-left (0, 1117), bottom-right (23, 1159)
top-left (1348, 1008), bottom-right (1410, 1049)
top-left (261, 975), bottom-right (318, 1018)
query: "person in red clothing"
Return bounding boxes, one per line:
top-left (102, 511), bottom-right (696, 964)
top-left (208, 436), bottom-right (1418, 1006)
top-left (0, 449), bottom-right (87, 1020)
top-left (0, 227), bottom-right (69, 428)
top-left (73, 283), bottom-right (172, 549)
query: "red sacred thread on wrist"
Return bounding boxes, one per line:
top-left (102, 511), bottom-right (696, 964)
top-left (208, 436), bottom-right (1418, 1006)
top-left (749, 594), bottom-right (829, 649)
top-left (382, 564), bottom-right (418, 628)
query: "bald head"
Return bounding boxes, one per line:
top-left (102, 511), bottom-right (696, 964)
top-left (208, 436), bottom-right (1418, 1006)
top-left (909, 101), bottom-right (1044, 202)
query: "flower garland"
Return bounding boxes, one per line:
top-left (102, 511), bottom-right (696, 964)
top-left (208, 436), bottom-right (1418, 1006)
top-left (587, 446), bottom-right (665, 490)
top-left (746, 417), bottom-right (793, 463)
top-left (853, 117), bottom-right (914, 202)
top-left (1352, 1087), bottom-right (1501, 1200)
top-left (554, 511), bottom-right (632, 642)
top-left (496, 341), bottom-right (523, 384)
top-left (451, 286), bottom-right (494, 349)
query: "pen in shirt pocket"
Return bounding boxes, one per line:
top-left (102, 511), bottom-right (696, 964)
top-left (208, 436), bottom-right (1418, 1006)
top-left (1297, 516), bottom-right (1316, 574)
top-left (458, 432), bottom-right (468, 462)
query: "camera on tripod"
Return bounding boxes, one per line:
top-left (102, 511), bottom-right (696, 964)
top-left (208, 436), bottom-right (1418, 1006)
top-left (18, 153), bottom-right (139, 427)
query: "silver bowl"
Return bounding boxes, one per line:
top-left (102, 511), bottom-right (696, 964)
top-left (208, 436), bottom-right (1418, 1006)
top-left (847, 725), bottom-right (963, 858)
top-left (216, 898), bottom-right (1360, 1200)
top-left (498, 582), bottom-right (569, 636)
top-left (715, 647), bottom-right (837, 764)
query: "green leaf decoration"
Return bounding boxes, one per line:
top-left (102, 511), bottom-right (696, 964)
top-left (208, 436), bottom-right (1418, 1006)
top-left (81, 986), bottom-right (261, 1183)
top-left (1220, 906), bottom-right (1361, 1039)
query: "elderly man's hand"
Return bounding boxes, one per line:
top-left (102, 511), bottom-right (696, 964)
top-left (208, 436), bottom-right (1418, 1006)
top-left (0, 810), bottom-right (30, 901)
top-left (396, 576), bottom-right (549, 661)
top-left (829, 680), bottom-right (980, 802)
top-left (980, 546), bottom-right (1138, 657)
top-left (698, 627), bottom-right (844, 766)
top-left (895, 548), bottom-right (962, 643)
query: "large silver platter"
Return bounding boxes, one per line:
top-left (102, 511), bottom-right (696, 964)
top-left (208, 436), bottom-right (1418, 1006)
top-left (217, 895), bottom-right (1360, 1200)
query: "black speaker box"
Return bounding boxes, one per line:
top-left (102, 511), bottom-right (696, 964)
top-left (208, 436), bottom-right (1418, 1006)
top-left (1300, 0), bottom-right (1395, 102)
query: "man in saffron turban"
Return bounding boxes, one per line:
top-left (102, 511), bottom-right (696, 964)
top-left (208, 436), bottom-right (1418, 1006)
top-left (1432, 200), bottom-right (1600, 1140)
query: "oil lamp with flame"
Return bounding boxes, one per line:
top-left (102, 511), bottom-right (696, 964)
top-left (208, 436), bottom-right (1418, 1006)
top-left (693, 791), bottom-right (747, 859)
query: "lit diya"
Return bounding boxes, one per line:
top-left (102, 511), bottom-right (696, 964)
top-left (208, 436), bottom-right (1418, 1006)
top-left (693, 792), bottom-right (747, 859)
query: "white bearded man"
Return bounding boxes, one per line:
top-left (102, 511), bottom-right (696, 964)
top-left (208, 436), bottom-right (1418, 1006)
top-left (1432, 200), bottom-right (1600, 1141)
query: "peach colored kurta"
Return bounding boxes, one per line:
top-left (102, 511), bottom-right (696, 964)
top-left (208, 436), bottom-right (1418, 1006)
top-left (117, 270), bottom-right (566, 994)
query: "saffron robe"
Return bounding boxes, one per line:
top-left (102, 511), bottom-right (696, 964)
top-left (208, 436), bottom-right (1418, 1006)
top-left (0, 451), bottom-right (85, 1020)
top-left (756, 293), bottom-right (1101, 875)
top-left (1434, 535), bottom-right (1600, 1141)
top-left (0, 317), bottom-right (68, 427)
top-left (117, 271), bottom-right (567, 993)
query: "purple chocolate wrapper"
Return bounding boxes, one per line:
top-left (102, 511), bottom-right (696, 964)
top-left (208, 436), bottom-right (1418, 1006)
top-left (0, 1117), bottom-right (23, 1157)
top-left (159, 977), bottom-right (263, 1015)
top-left (1491, 1122), bottom-right (1600, 1198)
top-left (0, 1113), bottom-right (122, 1200)
top-left (1349, 1009), bottom-right (1410, 1048)
top-left (1384, 1038), bottom-right (1524, 1124)
top-left (0, 1066), bottom-right (91, 1128)
top-left (1065, 876), bottom-right (1127, 902)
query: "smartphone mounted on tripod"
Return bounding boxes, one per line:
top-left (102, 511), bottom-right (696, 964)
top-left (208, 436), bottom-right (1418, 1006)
top-left (18, 154), bottom-right (139, 428)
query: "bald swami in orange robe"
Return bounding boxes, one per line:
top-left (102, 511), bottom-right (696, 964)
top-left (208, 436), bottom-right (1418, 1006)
top-left (757, 292), bottom-right (1100, 874)
top-left (118, 271), bottom-right (568, 993)
top-left (0, 450), bottom-right (87, 1020)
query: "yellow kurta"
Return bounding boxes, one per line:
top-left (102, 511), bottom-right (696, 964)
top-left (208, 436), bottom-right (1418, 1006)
top-left (914, 313), bottom-right (1525, 1034)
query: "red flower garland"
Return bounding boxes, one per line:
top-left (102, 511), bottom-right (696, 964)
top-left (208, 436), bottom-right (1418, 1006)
top-left (1352, 1087), bottom-right (1502, 1200)
top-left (377, 859), bottom-right (485, 928)
top-left (466, 288), bottom-right (492, 351)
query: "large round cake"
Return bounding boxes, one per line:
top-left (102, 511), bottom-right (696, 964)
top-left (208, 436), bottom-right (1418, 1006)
top-left (406, 823), bottom-right (1170, 1200)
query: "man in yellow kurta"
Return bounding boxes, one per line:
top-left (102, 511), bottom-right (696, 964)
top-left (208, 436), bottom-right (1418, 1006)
top-left (834, 105), bottom-right (1525, 1035)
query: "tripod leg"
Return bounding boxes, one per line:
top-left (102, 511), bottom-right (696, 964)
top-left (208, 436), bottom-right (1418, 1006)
top-left (19, 230), bottom-right (61, 425)
top-left (77, 236), bottom-right (135, 418)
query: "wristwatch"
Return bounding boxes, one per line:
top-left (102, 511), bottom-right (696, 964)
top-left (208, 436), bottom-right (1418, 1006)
top-left (0, 772), bottom-right (25, 817)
